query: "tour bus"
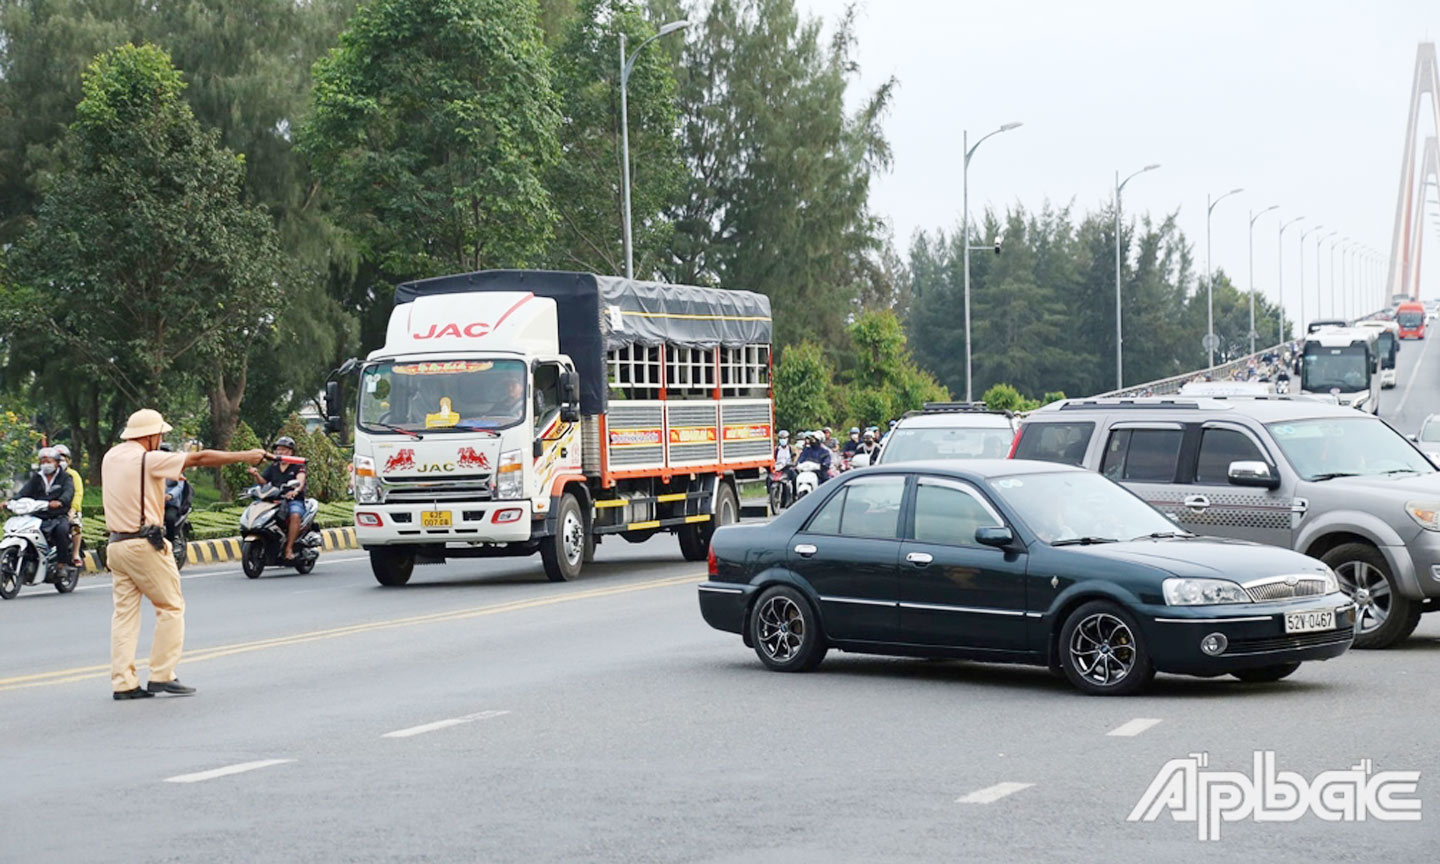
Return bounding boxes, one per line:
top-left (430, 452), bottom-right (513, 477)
top-left (1298, 327), bottom-right (1381, 413)
top-left (1396, 300), bottom-right (1426, 339)
top-left (1355, 319), bottom-right (1400, 388)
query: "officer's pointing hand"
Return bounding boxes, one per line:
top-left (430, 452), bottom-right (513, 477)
top-left (246, 449), bottom-right (267, 465)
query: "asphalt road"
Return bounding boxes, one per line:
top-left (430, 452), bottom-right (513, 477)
top-left (6, 355), bottom-right (1440, 861)
top-left (1380, 326), bottom-right (1438, 434)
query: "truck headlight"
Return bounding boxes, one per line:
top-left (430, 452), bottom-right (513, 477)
top-left (1162, 577), bottom-right (1251, 606)
top-left (355, 475), bottom-right (384, 504)
top-left (497, 449), bottom-right (524, 499)
top-left (1405, 500), bottom-right (1440, 531)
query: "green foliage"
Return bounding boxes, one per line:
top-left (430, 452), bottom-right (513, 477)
top-left (220, 420), bottom-right (264, 496)
top-left (773, 341), bottom-right (833, 434)
top-left (10, 44), bottom-right (285, 413)
top-left (982, 384), bottom-right (1040, 413)
top-left (272, 414), bottom-right (311, 453)
top-left (1041, 391), bottom-right (1068, 406)
top-left (301, 0), bottom-right (562, 278)
top-left (306, 427), bottom-right (350, 502)
top-left (839, 309), bottom-right (948, 428)
top-left (0, 408), bottom-right (41, 486)
top-left (544, 0), bottom-right (683, 274)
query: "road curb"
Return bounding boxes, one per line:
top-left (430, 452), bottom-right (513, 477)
top-left (82, 526), bottom-right (358, 573)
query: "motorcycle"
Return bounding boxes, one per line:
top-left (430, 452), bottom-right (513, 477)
top-left (239, 478), bottom-right (321, 579)
top-left (0, 498), bottom-right (79, 599)
top-left (794, 460), bottom-right (823, 501)
top-left (165, 477), bottom-right (193, 570)
top-left (768, 468), bottom-right (795, 512)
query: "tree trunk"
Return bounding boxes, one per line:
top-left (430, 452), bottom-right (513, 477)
top-left (85, 387), bottom-right (105, 486)
top-left (209, 364), bottom-right (248, 501)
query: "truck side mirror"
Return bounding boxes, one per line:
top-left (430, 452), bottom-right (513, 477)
top-left (559, 370), bottom-right (580, 422)
top-left (323, 380), bottom-right (341, 435)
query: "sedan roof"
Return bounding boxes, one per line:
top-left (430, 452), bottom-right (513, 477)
top-left (868, 458), bottom-right (1082, 480)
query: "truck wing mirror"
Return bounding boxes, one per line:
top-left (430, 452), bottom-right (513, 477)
top-left (559, 370), bottom-right (581, 422)
top-left (324, 380), bottom-right (341, 435)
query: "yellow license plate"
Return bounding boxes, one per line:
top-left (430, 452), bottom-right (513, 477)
top-left (421, 511), bottom-right (452, 528)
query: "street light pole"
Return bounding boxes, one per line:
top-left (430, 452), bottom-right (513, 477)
top-left (1248, 205), bottom-right (1278, 355)
top-left (1278, 216), bottom-right (1305, 343)
top-left (1205, 187), bottom-right (1244, 367)
top-left (962, 121), bottom-right (1022, 402)
top-left (618, 20), bottom-right (689, 280)
top-left (1298, 224), bottom-right (1324, 335)
top-left (1114, 163), bottom-right (1160, 389)
top-left (1317, 230), bottom-right (1336, 318)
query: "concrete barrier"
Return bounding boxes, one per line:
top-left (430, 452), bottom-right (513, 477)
top-left (82, 526), bottom-right (358, 573)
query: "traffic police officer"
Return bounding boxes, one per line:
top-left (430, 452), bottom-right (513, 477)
top-left (106, 409), bottom-right (265, 700)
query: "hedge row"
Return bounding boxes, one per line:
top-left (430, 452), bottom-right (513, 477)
top-left (81, 501), bottom-right (355, 546)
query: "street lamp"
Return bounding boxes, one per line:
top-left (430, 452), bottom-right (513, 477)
top-left (962, 121), bottom-right (1022, 401)
top-left (1298, 224), bottom-right (1325, 334)
top-left (1248, 205), bottom-right (1278, 355)
top-left (1113, 163), bottom-right (1160, 389)
top-left (1205, 187), bottom-right (1244, 367)
top-left (1317, 230), bottom-right (1337, 318)
top-left (619, 19), bottom-right (689, 280)
top-left (1278, 215), bottom-right (1305, 342)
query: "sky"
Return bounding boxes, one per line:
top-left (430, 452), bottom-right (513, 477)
top-left (795, 0), bottom-right (1440, 331)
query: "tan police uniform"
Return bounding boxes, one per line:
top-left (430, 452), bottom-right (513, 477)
top-left (103, 411), bottom-right (188, 693)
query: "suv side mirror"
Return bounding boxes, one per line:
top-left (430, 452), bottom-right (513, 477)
top-left (324, 380), bottom-right (341, 434)
top-left (1228, 460), bottom-right (1279, 490)
top-left (975, 526), bottom-right (1015, 548)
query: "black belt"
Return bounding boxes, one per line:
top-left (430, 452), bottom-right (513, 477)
top-left (109, 532), bottom-right (149, 543)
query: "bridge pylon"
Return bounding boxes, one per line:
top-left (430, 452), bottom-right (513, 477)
top-left (1385, 43), bottom-right (1440, 303)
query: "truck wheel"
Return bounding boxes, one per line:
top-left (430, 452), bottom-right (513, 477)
top-left (1324, 542), bottom-right (1421, 649)
top-left (370, 548), bottom-right (414, 587)
top-left (679, 483), bottom-right (738, 562)
top-left (541, 493), bottom-right (585, 582)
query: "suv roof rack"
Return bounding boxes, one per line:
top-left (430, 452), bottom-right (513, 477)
top-left (903, 401), bottom-right (1013, 419)
top-left (1058, 399), bottom-right (1206, 410)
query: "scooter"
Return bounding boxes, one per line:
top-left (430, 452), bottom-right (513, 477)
top-left (768, 468), bottom-right (795, 512)
top-left (0, 498), bottom-right (79, 598)
top-left (239, 478), bottom-right (321, 579)
top-left (165, 476), bottom-right (194, 570)
top-left (794, 460), bottom-right (823, 501)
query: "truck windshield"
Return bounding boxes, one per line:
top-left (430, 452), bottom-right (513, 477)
top-left (358, 359), bottom-right (527, 433)
top-left (1301, 344), bottom-right (1370, 393)
top-left (1267, 417), bottom-right (1434, 481)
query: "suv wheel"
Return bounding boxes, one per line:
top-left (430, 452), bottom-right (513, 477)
top-left (1323, 543), bottom-right (1421, 649)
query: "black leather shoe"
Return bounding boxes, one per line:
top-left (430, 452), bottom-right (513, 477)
top-left (146, 679), bottom-right (196, 696)
top-left (113, 687), bottom-right (154, 701)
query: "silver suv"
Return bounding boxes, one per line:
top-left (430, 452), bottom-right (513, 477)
top-left (1015, 396), bottom-right (1440, 648)
top-left (875, 403), bottom-right (1015, 466)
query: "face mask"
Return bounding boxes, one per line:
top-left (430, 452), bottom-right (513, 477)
top-left (58, 458), bottom-right (68, 471)
top-left (40, 463), bottom-right (56, 476)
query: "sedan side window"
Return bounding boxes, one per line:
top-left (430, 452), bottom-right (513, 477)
top-left (1195, 428), bottom-right (1267, 484)
top-left (804, 475), bottom-right (907, 539)
top-left (913, 478), bottom-right (1003, 546)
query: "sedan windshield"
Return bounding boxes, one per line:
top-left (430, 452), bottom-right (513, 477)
top-left (359, 359), bottom-right (527, 433)
top-left (1267, 417), bottom-right (1434, 480)
top-left (879, 426), bottom-right (1013, 463)
top-left (988, 471), bottom-right (1178, 545)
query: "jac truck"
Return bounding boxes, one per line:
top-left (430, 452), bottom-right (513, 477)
top-left (332, 270), bottom-right (775, 586)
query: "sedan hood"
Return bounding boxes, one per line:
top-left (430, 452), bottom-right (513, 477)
top-left (1063, 538), bottom-right (1328, 580)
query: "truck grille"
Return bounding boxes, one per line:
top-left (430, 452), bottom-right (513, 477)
top-left (384, 474), bottom-right (492, 504)
top-left (1243, 576), bottom-right (1330, 602)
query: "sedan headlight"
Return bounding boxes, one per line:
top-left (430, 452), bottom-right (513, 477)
top-left (1162, 577), bottom-right (1252, 606)
top-left (1405, 500), bottom-right (1440, 531)
top-left (1321, 567), bottom-right (1340, 594)
top-left (497, 449), bottom-right (524, 499)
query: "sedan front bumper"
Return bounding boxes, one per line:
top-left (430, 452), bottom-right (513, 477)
top-left (1140, 595), bottom-right (1356, 674)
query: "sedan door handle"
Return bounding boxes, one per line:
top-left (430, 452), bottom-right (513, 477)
top-left (1183, 495), bottom-right (1210, 511)
top-left (905, 552), bottom-right (933, 566)
top-left (794, 543), bottom-right (818, 557)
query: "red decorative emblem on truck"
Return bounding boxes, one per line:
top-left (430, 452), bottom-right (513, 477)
top-left (383, 449), bottom-right (416, 473)
top-left (457, 447), bottom-right (490, 469)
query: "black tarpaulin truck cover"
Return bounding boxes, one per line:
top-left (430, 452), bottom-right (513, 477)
top-left (392, 269), bottom-right (772, 414)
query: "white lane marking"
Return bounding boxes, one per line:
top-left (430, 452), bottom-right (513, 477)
top-left (956, 782), bottom-right (1033, 804)
top-left (76, 555), bottom-right (370, 587)
top-left (382, 710), bottom-right (510, 739)
top-left (1392, 331), bottom-right (1432, 419)
top-left (1107, 717), bottom-right (1163, 737)
top-left (163, 758), bottom-right (294, 784)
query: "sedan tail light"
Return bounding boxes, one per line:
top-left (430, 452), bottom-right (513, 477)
top-left (707, 542), bottom-right (718, 577)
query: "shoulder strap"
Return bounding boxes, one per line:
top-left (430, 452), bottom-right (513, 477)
top-left (139, 450), bottom-right (148, 529)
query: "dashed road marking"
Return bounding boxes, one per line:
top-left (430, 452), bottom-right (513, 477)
top-left (956, 782), bottom-right (1033, 804)
top-left (1107, 717), bottom-right (1163, 737)
top-left (164, 758), bottom-right (294, 784)
top-left (382, 710), bottom-right (510, 739)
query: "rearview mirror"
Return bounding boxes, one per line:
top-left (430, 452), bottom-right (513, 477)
top-left (323, 380), bottom-right (341, 434)
top-left (1228, 460), bottom-right (1279, 489)
top-left (560, 370), bottom-right (580, 404)
top-left (975, 526), bottom-right (1015, 548)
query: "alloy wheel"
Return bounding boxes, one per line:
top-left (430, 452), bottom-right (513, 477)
top-left (1068, 612), bottom-right (1136, 687)
top-left (1334, 560), bottom-right (1390, 635)
top-left (756, 595), bottom-right (805, 662)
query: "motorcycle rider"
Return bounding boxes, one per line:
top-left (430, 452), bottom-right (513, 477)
top-left (159, 442), bottom-right (193, 543)
top-left (14, 447), bottom-right (74, 570)
top-left (246, 436), bottom-right (307, 562)
top-left (855, 429), bottom-right (880, 463)
top-left (54, 444), bottom-right (84, 567)
top-left (841, 427), bottom-right (861, 459)
top-left (769, 430), bottom-right (795, 495)
top-left (797, 431), bottom-right (833, 482)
